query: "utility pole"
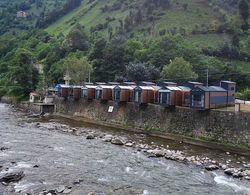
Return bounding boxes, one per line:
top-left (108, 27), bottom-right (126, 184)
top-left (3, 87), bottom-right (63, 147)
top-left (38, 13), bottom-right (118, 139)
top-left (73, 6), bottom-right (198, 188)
top-left (206, 68), bottom-right (209, 87)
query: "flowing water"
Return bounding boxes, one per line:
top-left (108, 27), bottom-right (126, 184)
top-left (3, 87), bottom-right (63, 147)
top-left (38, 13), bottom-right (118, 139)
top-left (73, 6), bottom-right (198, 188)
top-left (0, 103), bottom-right (250, 195)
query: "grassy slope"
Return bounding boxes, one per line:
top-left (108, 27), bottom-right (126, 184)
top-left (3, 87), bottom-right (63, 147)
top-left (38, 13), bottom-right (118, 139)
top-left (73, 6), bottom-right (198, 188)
top-left (46, 0), bottom-right (223, 43)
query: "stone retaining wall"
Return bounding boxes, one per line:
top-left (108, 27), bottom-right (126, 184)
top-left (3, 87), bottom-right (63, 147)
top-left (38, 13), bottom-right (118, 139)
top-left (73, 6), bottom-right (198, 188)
top-left (54, 98), bottom-right (250, 148)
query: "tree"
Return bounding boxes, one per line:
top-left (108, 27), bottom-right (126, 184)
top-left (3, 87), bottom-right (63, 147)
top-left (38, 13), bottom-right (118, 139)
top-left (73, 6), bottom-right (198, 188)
top-left (125, 63), bottom-right (160, 81)
top-left (239, 0), bottom-right (249, 31)
top-left (64, 56), bottom-right (93, 84)
top-left (7, 48), bottom-right (38, 97)
top-left (161, 57), bottom-right (198, 82)
top-left (65, 27), bottom-right (89, 51)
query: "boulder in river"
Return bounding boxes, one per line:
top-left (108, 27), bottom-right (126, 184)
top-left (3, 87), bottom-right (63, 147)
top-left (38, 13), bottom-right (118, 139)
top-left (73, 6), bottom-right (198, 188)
top-left (86, 134), bottom-right (95, 140)
top-left (146, 149), bottom-right (165, 157)
top-left (205, 165), bottom-right (219, 171)
top-left (0, 171), bottom-right (24, 183)
top-left (125, 142), bottom-right (134, 147)
top-left (102, 135), bottom-right (113, 142)
top-left (111, 137), bottom-right (124, 145)
top-left (224, 168), bottom-right (238, 176)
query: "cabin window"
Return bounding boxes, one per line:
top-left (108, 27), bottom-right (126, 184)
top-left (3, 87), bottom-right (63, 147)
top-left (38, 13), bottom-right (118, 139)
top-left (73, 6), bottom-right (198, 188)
top-left (160, 92), bottom-right (169, 104)
top-left (115, 90), bottom-right (120, 101)
top-left (82, 89), bottom-right (88, 99)
top-left (192, 94), bottom-right (204, 107)
top-left (231, 87), bottom-right (235, 91)
top-left (96, 90), bottom-right (102, 100)
top-left (134, 91), bottom-right (140, 102)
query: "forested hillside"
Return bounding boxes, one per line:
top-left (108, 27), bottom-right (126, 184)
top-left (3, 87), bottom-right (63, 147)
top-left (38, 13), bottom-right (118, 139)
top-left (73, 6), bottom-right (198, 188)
top-left (0, 0), bottom-right (249, 100)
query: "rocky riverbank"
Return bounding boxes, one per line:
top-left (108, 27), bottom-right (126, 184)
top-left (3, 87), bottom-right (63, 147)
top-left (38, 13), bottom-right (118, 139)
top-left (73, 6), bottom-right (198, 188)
top-left (31, 116), bottom-right (250, 182)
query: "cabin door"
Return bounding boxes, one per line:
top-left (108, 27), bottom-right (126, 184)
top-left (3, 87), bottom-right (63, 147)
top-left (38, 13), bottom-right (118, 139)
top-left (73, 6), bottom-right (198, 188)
top-left (134, 91), bottom-right (141, 103)
top-left (115, 90), bottom-right (120, 101)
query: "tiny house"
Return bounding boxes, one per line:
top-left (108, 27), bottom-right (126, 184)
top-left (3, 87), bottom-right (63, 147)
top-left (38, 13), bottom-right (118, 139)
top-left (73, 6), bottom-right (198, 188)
top-left (185, 81), bottom-right (203, 89)
top-left (158, 86), bottom-right (181, 107)
top-left (82, 85), bottom-right (97, 100)
top-left (177, 86), bottom-right (191, 107)
top-left (113, 85), bottom-right (135, 102)
top-left (95, 85), bottom-right (115, 101)
top-left (220, 81), bottom-right (236, 105)
top-left (73, 86), bottom-right (82, 100)
top-left (60, 85), bottom-right (71, 98)
top-left (190, 86), bottom-right (229, 110)
top-left (133, 86), bottom-right (156, 105)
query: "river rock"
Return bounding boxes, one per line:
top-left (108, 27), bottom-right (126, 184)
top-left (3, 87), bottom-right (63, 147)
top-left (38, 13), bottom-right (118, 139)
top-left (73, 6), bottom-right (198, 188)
top-left (241, 170), bottom-right (250, 177)
top-left (0, 171), bottom-right (24, 183)
top-left (86, 134), bottom-right (95, 140)
top-left (243, 164), bottom-right (250, 168)
top-left (0, 147), bottom-right (9, 151)
top-left (146, 149), bottom-right (165, 157)
top-left (125, 142), bottom-right (134, 147)
top-left (205, 165), bottom-right (219, 171)
top-left (224, 168), bottom-right (237, 176)
top-left (63, 188), bottom-right (72, 194)
top-left (102, 135), bottom-right (113, 142)
top-left (56, 185), bottom-right (66, 193)
top-left (111, 137), bottom-right (124, 145)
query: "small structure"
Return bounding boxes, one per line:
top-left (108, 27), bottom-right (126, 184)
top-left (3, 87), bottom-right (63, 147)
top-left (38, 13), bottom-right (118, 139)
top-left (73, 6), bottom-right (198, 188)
top-left (29, 92), bottom-right (41, 103)
top-left (95, 85), bottom-right (115, 101)
top-left (58, 84), bottom-right (70, 98)
top-left (108, 82), bottom-right (120, 85)
top-left (113, 85), bottom-right (135, 103)
top-left (73, 86), bottom-right (82, 100)
top-left (82, 85), bottom-right (97, 100)
top-left (177, 86), bottom-right (191, 107)
top-left (185, 81), bottom-right (203, 89)
top-left (220, 81), bottom-right (236, 105)
top-left (133, 86), bottom-right (156, 105)
top-left (190, 86), bottom-right (229, 110)
top-left (158, 86), bottom-right (181, 107)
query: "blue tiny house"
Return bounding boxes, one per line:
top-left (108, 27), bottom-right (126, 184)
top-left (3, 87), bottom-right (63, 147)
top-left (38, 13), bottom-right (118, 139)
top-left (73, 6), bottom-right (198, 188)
top-left (190, 86), bottom-right (229, 110)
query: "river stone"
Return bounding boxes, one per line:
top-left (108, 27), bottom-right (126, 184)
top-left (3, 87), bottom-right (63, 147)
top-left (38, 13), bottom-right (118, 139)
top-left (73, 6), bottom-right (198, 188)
top-left (146, 149), bottom-right (165, 157)
top-left (224, 168), bottom-right (237, 176)
top-left (0, 171), bottom-right (24, 183)
top-left (125, 142), bottom-right (133, 147)
top-left (111, 138), bottom-right (124, 145)
top-left (56, 185), bottom-right (66, 193)
top-left (241, 170), bottom-right (250, 177)
top-left (205, 165), bottom-right (219, 171)
top-left (102, 135), bottom-right (113, 142)
top-left (63, 188), bottom-right (72, 194)
top-left (86, 134), bottom-right (95, 140)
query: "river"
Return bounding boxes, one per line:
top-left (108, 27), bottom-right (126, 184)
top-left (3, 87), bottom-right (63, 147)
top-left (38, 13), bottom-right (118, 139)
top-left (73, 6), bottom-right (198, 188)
top-left (0, 103), bottom-right (250, 195)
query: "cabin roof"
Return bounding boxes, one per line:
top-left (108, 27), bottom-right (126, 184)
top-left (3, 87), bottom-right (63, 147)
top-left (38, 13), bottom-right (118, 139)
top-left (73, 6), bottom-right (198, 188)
top-left (108, 82), bottom-right (120, 85)
top-left (116, 85), bottom-right (135, 90)
top-left (140, 81), bottom-right (156, 86)
top-left (97, 85), bottom-right (115, 89)
top-left (122, 82), bottom-right (136, 85)
top-left (178, 86), bottom-right (191, 91)
top-left (196, 86), bottom-right (227, 92)
top-left (220, 80), bottom-right (236, 84)
top-left (82, 85), bottom-right (97, 89)
top-left (136, 86), bottom-right (155, 90)
top-left (73, 86), bottom-right (83, 88)
top-left (166, 86), bottom-right (181, 91)
top-left (188, 81), bottom-right (203, 85)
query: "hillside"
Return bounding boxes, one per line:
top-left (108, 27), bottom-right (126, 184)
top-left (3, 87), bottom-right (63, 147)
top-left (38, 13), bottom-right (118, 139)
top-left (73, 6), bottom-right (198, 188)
top-left (46, 0), bottom-right (230, 45)
top-left (0, 0), bottom-right (249, 100)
